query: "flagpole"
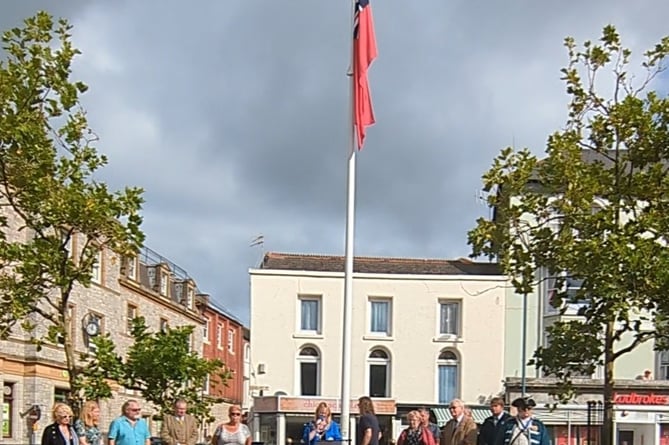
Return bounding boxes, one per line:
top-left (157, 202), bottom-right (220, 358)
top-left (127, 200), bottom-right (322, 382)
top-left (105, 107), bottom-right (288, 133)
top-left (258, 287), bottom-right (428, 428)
top-left (340, 0), bottom-right (357, 440)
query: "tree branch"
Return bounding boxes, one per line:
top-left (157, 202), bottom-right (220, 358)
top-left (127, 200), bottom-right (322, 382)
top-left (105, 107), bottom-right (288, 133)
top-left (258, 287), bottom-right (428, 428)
top-left (612, 331), bottom-right (653, 360)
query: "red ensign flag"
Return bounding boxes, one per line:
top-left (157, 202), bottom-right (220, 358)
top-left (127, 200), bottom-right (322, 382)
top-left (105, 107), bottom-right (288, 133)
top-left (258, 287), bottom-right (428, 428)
top-left (353, 0), bottom-right (377, 150)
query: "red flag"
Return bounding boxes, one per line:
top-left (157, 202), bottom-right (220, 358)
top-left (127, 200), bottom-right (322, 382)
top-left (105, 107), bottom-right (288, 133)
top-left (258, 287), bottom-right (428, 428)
top-left (353, 0), bottom-right (377, 150)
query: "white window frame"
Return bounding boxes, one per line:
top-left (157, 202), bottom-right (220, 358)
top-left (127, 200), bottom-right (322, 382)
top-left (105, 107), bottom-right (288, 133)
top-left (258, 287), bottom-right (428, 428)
top-left (298, 295), bottom-right (322, 334)
top-left (367, 348), bottom-right (391, 398)
top-left (659, 351), bottom-right (669, 380)
top-left (203, 317), bottom-right (211, 344)
top-left (228, 328), bottom-right (236, 354)
top-left (187, 287), bottom-right (194, 309)
top-left (91, 249), bottom-right (102, 284)
top-left (296, 345), bottom-right (321, 396)
top-left (438, 300), bottom-right (461, 338)
top-left (216, 323), bottom-right (223, 349)
top-left (203, 374), bottom-right (210, 394)
top-left (436, 349), bottom-right (459, 404)
top-left (127, 256), bottom-right (138, 281)
top-left (368, 297), bottom-right (392, 337)
top-left (126, 304), bottom-right (137, 335)
top-left (160, 272), bottom-right (169, 297)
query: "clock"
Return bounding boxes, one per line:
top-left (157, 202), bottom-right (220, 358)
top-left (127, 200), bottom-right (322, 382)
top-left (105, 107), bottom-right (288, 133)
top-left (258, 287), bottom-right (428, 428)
top-left (84, 318), bottom-right (100, 336)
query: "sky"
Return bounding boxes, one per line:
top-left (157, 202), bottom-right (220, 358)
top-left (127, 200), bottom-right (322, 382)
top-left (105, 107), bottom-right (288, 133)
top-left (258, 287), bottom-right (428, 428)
top-left (1, 1), bottom-right (669, 325)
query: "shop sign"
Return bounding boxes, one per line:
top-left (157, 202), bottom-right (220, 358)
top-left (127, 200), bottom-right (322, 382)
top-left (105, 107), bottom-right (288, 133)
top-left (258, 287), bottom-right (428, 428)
top-left (613, 392), bottom-right (669, 405)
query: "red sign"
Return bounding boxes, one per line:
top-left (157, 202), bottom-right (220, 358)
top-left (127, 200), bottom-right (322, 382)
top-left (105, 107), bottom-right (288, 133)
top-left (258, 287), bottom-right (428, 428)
top-left (613, 392), bottom-right (669, 405)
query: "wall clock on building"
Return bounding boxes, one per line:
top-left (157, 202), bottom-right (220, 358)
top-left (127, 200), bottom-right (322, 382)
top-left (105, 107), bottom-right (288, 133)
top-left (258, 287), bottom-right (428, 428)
top-left (82, 313), bottom-right (101, 337)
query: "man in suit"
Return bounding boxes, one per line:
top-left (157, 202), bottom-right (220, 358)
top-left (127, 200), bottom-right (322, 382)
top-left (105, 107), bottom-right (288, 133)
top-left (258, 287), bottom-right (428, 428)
top-left (477, 397), bottom-right (511, 445)
top-left (160, 399), bottom-right (199, 445)
top-left (440, 399), bottom-right (477, 445)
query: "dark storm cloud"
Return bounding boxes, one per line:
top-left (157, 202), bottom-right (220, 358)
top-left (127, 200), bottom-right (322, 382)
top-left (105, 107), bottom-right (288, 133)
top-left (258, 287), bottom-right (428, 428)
top-left (2, 0), bottom-right (669, 323)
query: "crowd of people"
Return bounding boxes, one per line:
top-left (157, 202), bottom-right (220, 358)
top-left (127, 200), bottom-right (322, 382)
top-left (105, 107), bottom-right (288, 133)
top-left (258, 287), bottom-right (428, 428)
top-left (40, 400), bottom-right (251, 445)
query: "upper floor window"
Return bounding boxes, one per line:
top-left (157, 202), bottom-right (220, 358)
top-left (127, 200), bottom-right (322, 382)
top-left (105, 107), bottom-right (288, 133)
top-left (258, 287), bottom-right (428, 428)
top-left (91, 249), bottom-right (102, 284)
top-left (186, 288), bottom-right (194, 309)
top-left (216, 323), bottom-right (223, 349)
top-left (160, 272), bottom-right (169, 297)
top-left (228, 329), bottom-right (236, 354)
top-left (369, 298), bottom-right (392, 336)
top-left (299, 296), bottom-right (321, 334)
top-left (659, 351), bottom-right (669, 380)
top-left (203, 317), bottom-right (211, 343)
top-left (439, 301), bottom-right (460, 337)
top-left (127, 256), bottom-right (137, 281)
top-left (126, 304), bottom-right (138, 335)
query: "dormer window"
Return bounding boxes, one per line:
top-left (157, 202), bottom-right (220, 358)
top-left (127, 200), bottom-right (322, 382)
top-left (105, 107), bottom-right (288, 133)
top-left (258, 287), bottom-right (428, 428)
top-left (187, 287), bottom-right (194, 309)
top-left (160, 271), bottom-right (169, 297)
top-left (175, 283), bottom-right (184, 303)
top-left (127, 256), bottom-right (137, 280)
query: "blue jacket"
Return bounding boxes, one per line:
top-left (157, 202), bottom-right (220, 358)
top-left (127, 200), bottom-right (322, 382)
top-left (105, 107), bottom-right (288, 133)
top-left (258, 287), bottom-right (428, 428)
top-left (302, 420), bottom-right (342, 445)
top-left (497, 417), bottom-right (549, 445)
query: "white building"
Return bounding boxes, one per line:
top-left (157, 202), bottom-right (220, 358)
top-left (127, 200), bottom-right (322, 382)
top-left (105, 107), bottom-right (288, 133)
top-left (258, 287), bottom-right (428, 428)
top-left (249, 252), bottom-right (508, 445)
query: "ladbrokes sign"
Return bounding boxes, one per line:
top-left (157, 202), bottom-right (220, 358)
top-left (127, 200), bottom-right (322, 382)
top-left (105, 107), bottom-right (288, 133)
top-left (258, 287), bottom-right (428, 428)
top-left (613, 392), bottom-right (669, 405)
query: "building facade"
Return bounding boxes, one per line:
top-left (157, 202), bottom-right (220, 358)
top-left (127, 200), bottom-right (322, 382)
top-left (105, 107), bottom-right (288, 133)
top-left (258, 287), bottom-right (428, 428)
top-left (249, 252), bottom-right (508, 445)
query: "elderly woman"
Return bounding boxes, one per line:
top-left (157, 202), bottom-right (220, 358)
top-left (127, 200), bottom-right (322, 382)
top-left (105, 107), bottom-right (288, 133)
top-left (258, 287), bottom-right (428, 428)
top-left (499, 397), bottom-right (549, 445)
top-left (397, 410), bottom-right (435, 445)
top-left (302, 402), bottom-right (342, 445)
top-left (42, 403), bottom-right (79, 445)
top-left (212, 405), bottom-right (251, 445)
top-left (74, 401), bottom-right (102, 445)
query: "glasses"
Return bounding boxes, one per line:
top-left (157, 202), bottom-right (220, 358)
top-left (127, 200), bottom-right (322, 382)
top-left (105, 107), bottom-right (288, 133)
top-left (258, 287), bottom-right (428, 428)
top-left (448, 406), bottom-right (458, 410)
top-left (129, 408), bottom-right (141, 412)
top-left (59, 415), bottom-right (72, 419)
top-left (230, 413), bottom-right (242, 417)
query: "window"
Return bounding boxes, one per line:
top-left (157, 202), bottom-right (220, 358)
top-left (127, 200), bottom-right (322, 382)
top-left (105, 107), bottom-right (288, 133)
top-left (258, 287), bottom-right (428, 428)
top-left (298, 346), bottom-right (320, 396)
top-left (660, 352), bottom-right (669, 380)
top-left (127, 256), bottom-right (137, 280)
top-left (439, 301), bottom-right (460, 336)
top-left (91, 249), bottom-right (102, 284)
top-left (175, 283), bottom-right (184, 303)
top-left (126, 304), bottom-right (138, 335)
top-left (369, 299), bottom-right (392, 336)
top-left (203, 374), bottom-right (210, 394)
top-left (203, 317), bottom-right (211, 343)
top-left (186, 288), bottom-right (194, 309)
top-left (228, 329), bottom-right (236, 353)
top-left (299, 297), bottom-right (321, 333)
top-left (160, 318), bottom-right (169, 333)
top-left (547, 271), bottom-right (589, 313)
top-left (217, 323), bottom-right (223, 349)
top-left (437, 350), bottom-right (458, 404)
top-left (160, 272), bottom-right (169, 297)
top-left (3, 383), bottom-right (13, 438)
top-left (54, 388), bottom-right (69, 403)
top-left (368, 348), bottom-right (390, 397)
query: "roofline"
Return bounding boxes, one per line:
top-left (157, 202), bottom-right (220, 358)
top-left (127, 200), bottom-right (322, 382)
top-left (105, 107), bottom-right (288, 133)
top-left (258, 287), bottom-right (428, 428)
top-left (249, 268), bottom-right (507, 282)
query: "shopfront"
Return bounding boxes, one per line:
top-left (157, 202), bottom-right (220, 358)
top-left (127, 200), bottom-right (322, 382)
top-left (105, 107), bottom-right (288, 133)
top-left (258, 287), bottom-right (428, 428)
top-left (251, 396), bottom-right (396, 445)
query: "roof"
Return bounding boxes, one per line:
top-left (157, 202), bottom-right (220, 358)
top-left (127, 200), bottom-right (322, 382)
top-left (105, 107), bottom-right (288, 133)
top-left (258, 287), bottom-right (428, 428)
top-left (208, 299), bottom-right (245, 327)
top-left (259, 252), bottom-right (501, 276)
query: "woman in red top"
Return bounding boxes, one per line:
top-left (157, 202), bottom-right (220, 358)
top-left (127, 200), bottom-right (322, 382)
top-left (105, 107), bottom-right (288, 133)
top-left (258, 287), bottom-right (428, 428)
top-left (397, 411), bottom-right (436, 445)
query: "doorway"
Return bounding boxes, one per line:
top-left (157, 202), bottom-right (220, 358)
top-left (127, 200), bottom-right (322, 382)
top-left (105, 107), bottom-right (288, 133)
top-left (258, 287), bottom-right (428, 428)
top-left (618, 430), bottom-right (634, 445)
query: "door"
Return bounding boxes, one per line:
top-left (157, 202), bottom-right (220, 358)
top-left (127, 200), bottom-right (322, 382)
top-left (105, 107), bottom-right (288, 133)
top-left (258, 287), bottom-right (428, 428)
top-left (618, 430), bottom-right (634, 445)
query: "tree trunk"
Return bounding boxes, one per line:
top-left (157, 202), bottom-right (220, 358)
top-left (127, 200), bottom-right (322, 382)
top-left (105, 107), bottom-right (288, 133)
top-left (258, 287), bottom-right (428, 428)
top-left (62, 306), bottom-right (81, 416)
top-left (602, 320), bottom-right (615, 445)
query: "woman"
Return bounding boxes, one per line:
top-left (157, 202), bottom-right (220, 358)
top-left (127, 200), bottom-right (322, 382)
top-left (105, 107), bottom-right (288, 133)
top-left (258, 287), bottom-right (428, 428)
top-left (397, 411), bottom-right (434, 445)
top-left (74, 401), bottom-right (102, 445)
top-left (302, 403), bottom-right (342, 445)
top-left (499, 397), bottom-right (549, 445)
top-left (357, 397), bottom-right (380, 445)
top-left (41, 403), bottom-right (79, 445)
top-left (212, 405), bottom-right (252, 445)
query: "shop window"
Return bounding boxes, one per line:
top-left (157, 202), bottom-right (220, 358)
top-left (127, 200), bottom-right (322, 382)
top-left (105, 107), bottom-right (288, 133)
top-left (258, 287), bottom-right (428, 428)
top-left (368, 348), bottom-right (390, 397)
top-left (437, 349), bottom-right (459, 404)
top-left (54, 387), bottom-right (69, 403)
top-left (3, 383), bottom-right (13, 438)
top-left (298, 346), bottom-right (320, 396)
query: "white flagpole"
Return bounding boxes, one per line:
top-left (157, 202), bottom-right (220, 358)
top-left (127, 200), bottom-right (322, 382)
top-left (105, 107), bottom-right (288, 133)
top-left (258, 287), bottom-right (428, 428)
top-left (340, 0), bottom-right (357, 441)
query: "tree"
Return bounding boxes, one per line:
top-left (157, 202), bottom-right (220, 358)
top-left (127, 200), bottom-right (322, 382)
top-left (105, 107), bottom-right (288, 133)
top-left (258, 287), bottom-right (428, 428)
top-left (468, 25), bottom-right (669, 445)
top-left (0, 11), bottom-right (144, 409)
top-left (80, 317), bottom-right (231, 423)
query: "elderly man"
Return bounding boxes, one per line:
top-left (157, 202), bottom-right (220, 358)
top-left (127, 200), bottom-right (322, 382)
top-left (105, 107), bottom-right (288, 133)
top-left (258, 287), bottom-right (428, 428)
top-left (108, 400), bottom-right (151, 445)
top-left (439, 399), bottom-right (477, 445)
top-left (160, 399), bottom-right (199, 445)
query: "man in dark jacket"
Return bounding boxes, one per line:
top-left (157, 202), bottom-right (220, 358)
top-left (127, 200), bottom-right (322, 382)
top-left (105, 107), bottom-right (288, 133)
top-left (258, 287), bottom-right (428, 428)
top-left (477, 397), bottom-right (511, 445)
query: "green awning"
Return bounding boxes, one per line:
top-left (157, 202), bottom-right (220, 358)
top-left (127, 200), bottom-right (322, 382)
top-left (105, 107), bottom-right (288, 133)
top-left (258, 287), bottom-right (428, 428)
top-left (432, 407), bottom-right (493, 426)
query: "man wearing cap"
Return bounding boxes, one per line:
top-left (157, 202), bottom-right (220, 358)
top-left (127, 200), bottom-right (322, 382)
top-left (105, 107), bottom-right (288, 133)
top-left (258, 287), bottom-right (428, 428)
top-left (498, 398), bottom-right (549, 445)
top-left (440, 399), bottom-right (477, 445)
top-left (478, 397), bottom-right (511, 445)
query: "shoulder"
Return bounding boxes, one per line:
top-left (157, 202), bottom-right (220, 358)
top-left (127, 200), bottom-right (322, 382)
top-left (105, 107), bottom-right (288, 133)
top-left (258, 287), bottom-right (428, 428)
top-left (241, 425), bottom-right (251, 435)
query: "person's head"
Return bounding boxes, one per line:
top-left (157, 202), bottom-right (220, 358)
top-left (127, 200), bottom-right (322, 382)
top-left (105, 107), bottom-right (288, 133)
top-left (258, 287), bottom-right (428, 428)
top-left (52, 402), bottom-right (73, 424)
top-left (228, 405), bottom-right (243, 424)
top-left (448, 399), bottom-right (465, 419)
top-left (418, 408), bottom-right (430, 426)
top-left (174, 400), bottom-right (187, 417)
top-left (407, 411), bottom-right (421, 429)
top-left (81, 401), bottom-right (100, 427)
top-left (358, 397), bottom-right (375, 416)
top-left (122, 400), bottom-right (142, 420)
top-left (314, 402), bottom-right (332, 422)
top-left (511, 397), bottom-right (536, 420)
top-left (489, 397), bottom-right (505, 416)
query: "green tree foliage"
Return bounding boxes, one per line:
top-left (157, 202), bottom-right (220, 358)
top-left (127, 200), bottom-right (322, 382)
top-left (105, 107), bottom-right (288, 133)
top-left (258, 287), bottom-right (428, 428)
top-left (0, 11), bottom-right (144, 408)
top-left (80, 317), bottom-right (231, 423)
top-left (468, 25), bottom-right (669, 445)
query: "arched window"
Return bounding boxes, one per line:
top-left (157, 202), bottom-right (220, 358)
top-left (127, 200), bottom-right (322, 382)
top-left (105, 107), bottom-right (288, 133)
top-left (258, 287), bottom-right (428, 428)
top-left (437, 350), bottom-right (458, 404)
top-left (368, 348), bottom-right (390, 397)
top-left (298, 346), bottom-right (320, 396)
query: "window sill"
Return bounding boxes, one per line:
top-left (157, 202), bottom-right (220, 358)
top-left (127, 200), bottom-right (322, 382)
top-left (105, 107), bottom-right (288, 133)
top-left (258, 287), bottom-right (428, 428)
top-left (432, 336), bottom-right (463, 343)
top-left (363, 335), bottom-right (394, 342)
top-left (292, 333), bottom-right (324, 340)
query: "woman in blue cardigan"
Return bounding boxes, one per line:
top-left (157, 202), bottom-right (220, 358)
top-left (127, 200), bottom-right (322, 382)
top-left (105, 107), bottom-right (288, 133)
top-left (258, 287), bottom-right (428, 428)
top-left (303, 403), bottom-right (342, 445)
top-left (498, 397), bottom-right (549, 445)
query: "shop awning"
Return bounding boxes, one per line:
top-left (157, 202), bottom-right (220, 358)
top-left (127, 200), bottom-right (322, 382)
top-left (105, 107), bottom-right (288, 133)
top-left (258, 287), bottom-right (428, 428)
top-left (431, 408), bottom-right (491, 426)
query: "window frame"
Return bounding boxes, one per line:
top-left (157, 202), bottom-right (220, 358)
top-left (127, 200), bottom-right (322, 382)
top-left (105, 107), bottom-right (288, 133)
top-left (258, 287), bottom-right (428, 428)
top-left (298, 295), bottom-right (322, 335)
top-left (367, 348), bottom-right (391, 398)
top-left (216, 323), bottom-right (224, 350)
top-left (126, 303), bottom-right (138, 335)
top-left (438, 300), bottom-right (461, 338)
top-left (368, 297), bottom-right (393, 337)
top-left (436, 349), bottom-right (459, 404)
top-left (228, 328), bottom-right (236, 354)
top-left (296, 345), bottom-right (321, 396)
top-left (203, 317), bottom-right (211, 344)
top-left (91, 249), bottom-right (103, 285)
top-left (3, 383), bottom-right (13, 438)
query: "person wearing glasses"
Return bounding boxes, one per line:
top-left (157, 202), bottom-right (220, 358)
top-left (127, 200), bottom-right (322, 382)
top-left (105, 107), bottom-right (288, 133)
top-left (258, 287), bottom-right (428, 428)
top-left (42, 403), bottom-right (79, 445)
top-left (160, 400), bottom-right (199, 445)
top-left (302, 402), bottom-right (342, 445)
top-left (108, 400), bottom-right (150, 445)
top-left (211, 405), bottom-right (251, 445)
top-left (439, 399), bottom-right (477, 445)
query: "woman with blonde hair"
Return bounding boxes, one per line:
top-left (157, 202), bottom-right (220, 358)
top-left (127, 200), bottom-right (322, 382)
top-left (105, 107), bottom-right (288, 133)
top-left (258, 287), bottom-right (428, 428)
top-left (397, 411), bottom-right (434, 445)
top-left (74, 401), bottom-right (102, 445)
top-left (41, 403), bottom-right (79, 445)
top-left (302, 402), bottom-right (342, 445)
top-left (212, 405), bottom-right (251, 445)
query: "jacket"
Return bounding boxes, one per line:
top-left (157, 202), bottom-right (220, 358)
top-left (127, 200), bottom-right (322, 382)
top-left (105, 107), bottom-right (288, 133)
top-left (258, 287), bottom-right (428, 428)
top-left (160, 415), bottom-right (199, 445)
top-left (497, 417), bottom-right (549, 445)
top-left (397, 427), bottom-right (436, 445)
top-left (477, 413), bottom-right (511, 445)
top-left (439, 416), bottom-right (477, 445)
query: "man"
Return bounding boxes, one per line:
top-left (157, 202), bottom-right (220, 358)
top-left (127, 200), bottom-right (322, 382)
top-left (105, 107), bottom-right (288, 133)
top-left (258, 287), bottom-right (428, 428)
top-left (477, 397), bottom-right (511, 445)
top-left (160, 400), bottom-right (199, 445)
top-left (439, 399), bottom-right (477, 445)
top-left (498, 398), bottom-right (549, 445)
top-left (357, 396), bottom-right (381, 445)
top-left (109, 400), bottom-right (151, 445)
top-left (418, 407), bottom-right (440, 442)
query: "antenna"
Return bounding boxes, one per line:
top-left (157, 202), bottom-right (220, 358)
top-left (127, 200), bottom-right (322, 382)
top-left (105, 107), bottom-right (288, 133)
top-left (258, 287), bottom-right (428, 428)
top-left (249, 235), bottom-right (265, 266)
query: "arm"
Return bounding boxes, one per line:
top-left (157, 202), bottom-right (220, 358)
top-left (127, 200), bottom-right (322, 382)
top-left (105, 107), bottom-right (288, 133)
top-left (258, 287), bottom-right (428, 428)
top-left (463, 422), bottom-right (478, 445)
top-left (422, 428), bottom-right (435, 445)
top-left (360, 428), bottom-right (373, 445)
top-left (243, 425), bottom-right (252, 445)
top-left (41, 425), bottom-right (52, 445)
top-left (108, 420), bottom-right (118, 445)
top-left (188, 417), bottom-right (200, 445)
top-left (328, 421), bottom-right (342, 441)
top-left (144, 420), bottom-right (151, 445)
top-left (211, 425), bottom-right (221, 445)
top-left (160, 418), bottom-right (175, 445)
